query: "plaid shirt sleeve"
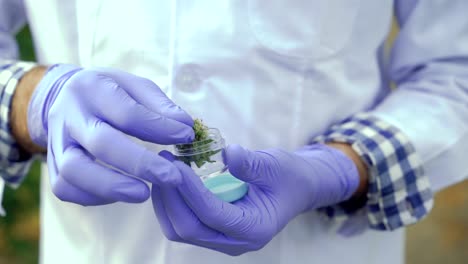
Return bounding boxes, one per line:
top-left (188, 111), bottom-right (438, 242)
top-left (313, 113), bottom-right (434, 232)
top-left (0, 60), bottom-right (38, 215)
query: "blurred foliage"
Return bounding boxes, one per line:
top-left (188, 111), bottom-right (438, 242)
top-left (15, 26), bottom-right (36, 61)
top-left (0, 26), bottom-right (40, 264)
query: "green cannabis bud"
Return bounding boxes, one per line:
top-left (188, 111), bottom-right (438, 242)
top-left (175, 119), bottom-right (221, 168)
top-left (193, 119), bottom-right (209, 142)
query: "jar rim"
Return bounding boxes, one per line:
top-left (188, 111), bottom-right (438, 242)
top-left (173, 128), bottom-right (225, 156)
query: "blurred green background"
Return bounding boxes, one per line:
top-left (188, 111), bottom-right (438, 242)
top-left (0, 26), bottom-right (467, 264)
top-left (0, 26), bottom-right (40, 264)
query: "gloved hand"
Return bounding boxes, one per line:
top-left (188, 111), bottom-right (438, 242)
top-left (152, 144), bottom-right (360, 256)
top-left (28, 64), bottom-right (194, 205)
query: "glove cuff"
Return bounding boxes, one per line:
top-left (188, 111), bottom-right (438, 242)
top-left (294, 144), bottom-right (360, 208)
top-left (27, 64), bottom-right (81, 147)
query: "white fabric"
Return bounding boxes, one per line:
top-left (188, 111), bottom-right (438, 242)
top-left (18, 0), bottom-right (466, 263)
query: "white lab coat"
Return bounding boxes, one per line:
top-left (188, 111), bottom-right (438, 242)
top-left (16, 0), bottom-right (468, 263)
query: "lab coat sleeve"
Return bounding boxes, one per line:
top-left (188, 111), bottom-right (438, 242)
top-left (374, 0), bottom-right (468, 192)
top-left (0, 0), bottom-right (37, 215)
top-left (313, 0), bottom-right (468, 233)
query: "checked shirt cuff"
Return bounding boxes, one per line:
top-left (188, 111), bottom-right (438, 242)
top-left (313, 113), bottom-right (434, 231)
top-left (0, 60), bottom-right (37, 215)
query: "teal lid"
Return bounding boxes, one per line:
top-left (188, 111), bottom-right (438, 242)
top-left (203, 173), bottom-right (248, 203)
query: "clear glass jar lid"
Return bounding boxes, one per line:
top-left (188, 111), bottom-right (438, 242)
top-left (173, 128), bottom-right (227, 179)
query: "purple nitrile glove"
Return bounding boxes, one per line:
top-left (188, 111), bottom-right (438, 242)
top-left (28, 64), bottom-right (194, 205)
top-left (152, 144), bottom-right (360, 256)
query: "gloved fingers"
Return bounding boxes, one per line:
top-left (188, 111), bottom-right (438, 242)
top-left (156, 180), bottom-right (249, 253)
top-left (90, 75), bottom-right (194, 144)
top-left (52, 177), bottom-right (113, 205)
top-left (47, 142), bottom-right (111, 205)
top-left (225, 144), bottom-right (279, 186)
top-left (173, 161), bottom-right (251, 235)
top-left (72, 120), bottom-right (182, 185)
top-left (151, 184), bottom-right (184, 242)
top-left (58, 145), bottom-right (150, 203)
top-left (94, 68), bottom-right (193, 127)
top-left (158, 150), bottom-right (177, 162)
top-left (159, 183), bottom-right (220, 241)
top-left (152, 184), bottom-right (237, 251)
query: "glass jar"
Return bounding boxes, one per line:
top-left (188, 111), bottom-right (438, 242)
top-left (173, 128), bottom-right (227, 180)
top-left (173, 128), bottom-right (248, 202)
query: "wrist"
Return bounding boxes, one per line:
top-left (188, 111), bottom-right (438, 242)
top-left (11, 65), bottom-right (48, 154)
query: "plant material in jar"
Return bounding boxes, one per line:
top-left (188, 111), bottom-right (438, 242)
top-left (175, 119), bottom-right (221, 168)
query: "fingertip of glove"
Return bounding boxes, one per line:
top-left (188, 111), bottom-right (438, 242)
top-left (161, 104), bottom-right (194, 127)
top-left (157, 151), bottom-right (187, 186)
top-left (115, 182), bottom-right (150, 203)
top-left (139, 184), bottom-right (151, 201)
top-left (175, 111), bottom-right (195, 128)
top-left (159, 150), bottom-right (176, 162)
top-left (172, 160), bottom-right (203, 184)
top-left (175, 125), bottom-right (195, 143)
top-left (157, 163), bottom-right (183, 186)
top-left (185, 129), bottom-right (195, 142)
top-left (225, 144), bottom-right (250, 176)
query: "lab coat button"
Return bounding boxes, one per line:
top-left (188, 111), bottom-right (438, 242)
top-left (174, 64), bottom-right (203, 92)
